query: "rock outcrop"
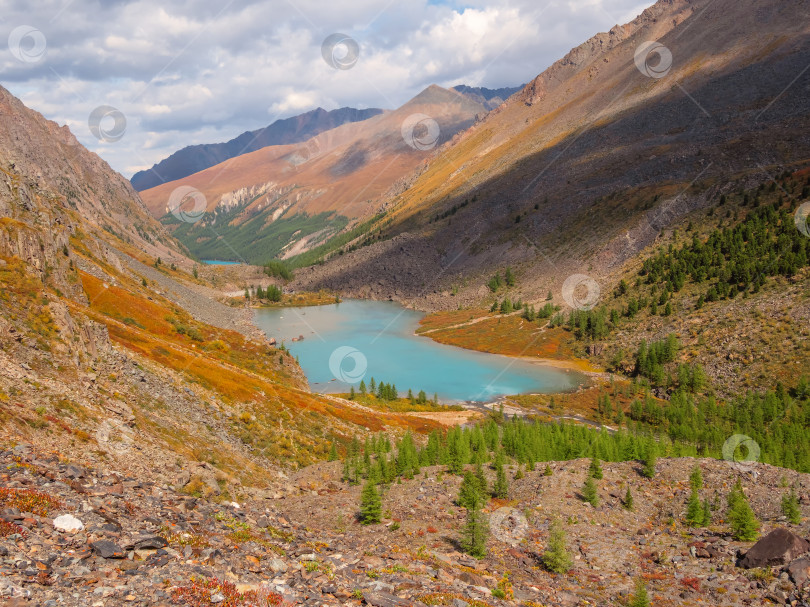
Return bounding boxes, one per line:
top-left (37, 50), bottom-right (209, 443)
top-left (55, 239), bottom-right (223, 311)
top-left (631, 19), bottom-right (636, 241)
top-left (739, 528), bottom-right (810, 569)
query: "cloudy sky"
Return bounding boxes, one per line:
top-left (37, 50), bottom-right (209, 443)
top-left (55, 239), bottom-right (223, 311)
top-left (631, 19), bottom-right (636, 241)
top-left (2, 0), bottom-right (653, 178)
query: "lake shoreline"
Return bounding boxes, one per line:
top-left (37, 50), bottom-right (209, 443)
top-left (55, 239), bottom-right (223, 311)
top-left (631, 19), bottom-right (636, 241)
top-left (252, 299), bottom-right (595, 404)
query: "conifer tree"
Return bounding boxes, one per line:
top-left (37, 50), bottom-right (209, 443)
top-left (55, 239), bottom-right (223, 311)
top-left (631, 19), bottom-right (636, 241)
top-left (686, 488), bottom-right (703, 527)
top-left (781, 489), bottom-right (801, 524)
top-left (493, 458), bottom-right (509, 499)
top-left (328, 441), bottom-right (338, 462)
top-left (623, 486), bottom-right (634, 511)
top-left (447, 432), bottom-right (466, 475)
top-left (630, 578), bottom-right (650, 607)
top-left (543, 464), bottom-right (553, 476)
top-left (542, 518), bottom-right (571, 574)
top-left (702, 498), bottom-right (712, 526)
top-left (458, 471), bottom-right (481, 510)
top-left (474, 461), bottom-right (489, 497)
top-left (582, 476), bottom-right (599, 507)
top-left (359, 380), bottom-right (367, 395)
top-left (367, 460), bottom-right (381, 484)
top-left (589, 457), bottom-right (604, 480)
top-left (689, 465), bottom-right (703, 492)
top-left (727, 480), bottom-right (759, 541)
top-left (349, 386), bottom-right (356, 400)
top-left (360, 481), bottom-right (382, 524)
top-left (461, 505), bottom-right (488, 558)
top-left (642, 446), bottom-right (657, 478)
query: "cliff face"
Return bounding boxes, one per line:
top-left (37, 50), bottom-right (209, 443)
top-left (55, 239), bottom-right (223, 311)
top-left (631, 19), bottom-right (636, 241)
top-left (518, 0), bottom-right (692, 107)
top-left (0, 85), bottom-right (184, 270)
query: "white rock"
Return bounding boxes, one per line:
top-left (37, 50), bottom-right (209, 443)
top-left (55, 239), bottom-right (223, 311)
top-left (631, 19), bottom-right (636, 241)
top-left (53, 514), bottom-right (84, 532)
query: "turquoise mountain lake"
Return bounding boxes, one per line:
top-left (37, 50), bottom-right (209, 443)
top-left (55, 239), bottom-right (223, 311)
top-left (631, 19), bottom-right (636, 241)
top-left (253, 300), bottom-right (585, 403)
top-left (202, 260), bottom-right (241, 265)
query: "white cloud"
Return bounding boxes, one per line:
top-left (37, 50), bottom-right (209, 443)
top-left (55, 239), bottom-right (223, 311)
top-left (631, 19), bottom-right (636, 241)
top-left (1, 0), bottom-right (654, 177)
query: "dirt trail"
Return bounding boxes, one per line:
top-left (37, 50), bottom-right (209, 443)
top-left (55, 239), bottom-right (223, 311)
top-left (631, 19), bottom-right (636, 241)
top-left (418, 309), bottom-right (527, 334)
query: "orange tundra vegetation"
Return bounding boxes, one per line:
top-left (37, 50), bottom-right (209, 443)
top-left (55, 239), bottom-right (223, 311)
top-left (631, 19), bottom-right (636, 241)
top-left (76, 271), bottom-right (442, 458)
top-left (419, 312), bottom-right (581, 362)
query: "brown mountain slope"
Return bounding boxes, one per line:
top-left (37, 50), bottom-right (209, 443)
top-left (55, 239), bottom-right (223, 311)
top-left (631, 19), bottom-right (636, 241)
top-left (294, 0), bottom-right (810, 307)
top-left (138, 85), bottom-right (486, 264)
top-left (0, 85), bottom-right (185, 270)
top-left (140, 85), bottom-right (484, 220)
top-left (129, 106), bottom-right (385, 191)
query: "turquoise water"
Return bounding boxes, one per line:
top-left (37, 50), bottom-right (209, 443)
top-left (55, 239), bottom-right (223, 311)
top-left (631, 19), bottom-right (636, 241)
top-left (202, 260), bottom-right (241, 265)
top-left (253, 300), bottom-right (585, 403)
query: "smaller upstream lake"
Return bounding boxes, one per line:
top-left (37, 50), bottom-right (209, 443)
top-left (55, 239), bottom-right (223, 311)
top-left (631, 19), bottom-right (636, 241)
top-left (253, 300), bottom-right (585, 403)
top-left (202, 260), bottom-right (242, 266)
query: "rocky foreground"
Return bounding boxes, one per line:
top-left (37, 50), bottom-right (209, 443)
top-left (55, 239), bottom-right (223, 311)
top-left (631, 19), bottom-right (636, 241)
top-left (1, 446), bottom-right (809, 607)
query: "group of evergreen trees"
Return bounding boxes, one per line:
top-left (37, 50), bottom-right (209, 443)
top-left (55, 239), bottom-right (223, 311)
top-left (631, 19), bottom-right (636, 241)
top-left (343, 415), bottom-right (666, 488)
top-left (634, 334), bottom-right (679, 386)
top-left (488, 268), bottom-right (516, 292)
top-left (355, 377), bottom-right (399, 401)
top-left (347, 407), bottom-right (804, 566)
top-left (263, 260), bottom-right (293, 281)
top-left (522, 302), bottom-right (558, 321)
top-left (624, 382), bottom-right (810, 472)
top-left (545, 197), bottom-right (810, 350)
top-left (640, 203), bottom-right (809, 302)
top-left (344, 416), bottom-right (697, 533)
top-left (247, 284), bottom-right (282, 302)
top-left (487, 297), bottom-right (560, 320)
top-left (457, 466), bottom-right (490, 557)
top-left (349, 378), bottom-right (439, 405)
top-left (344, 376), bottom-right (810, 487)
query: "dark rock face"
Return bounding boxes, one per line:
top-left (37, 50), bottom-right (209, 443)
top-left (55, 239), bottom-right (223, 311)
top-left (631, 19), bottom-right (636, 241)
top-left (738, 529), bottom-right (810, 569)
top-left (131, 535), bottom-right (168, 550)
top-left (787, 557), bottom-right (810, 587)
top-left (130, 107), bottom-right (384, 191)
top-left (90, 540), bottom-right (126, 559)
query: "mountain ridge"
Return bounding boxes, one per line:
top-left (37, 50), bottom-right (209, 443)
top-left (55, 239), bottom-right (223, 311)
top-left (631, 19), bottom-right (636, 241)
top-left (139, 84), bottom-right (490, 264)
top-left (130, 106), bottom-right (385, 191)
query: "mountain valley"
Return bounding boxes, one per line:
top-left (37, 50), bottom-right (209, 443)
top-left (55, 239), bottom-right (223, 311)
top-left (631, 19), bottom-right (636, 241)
top-left (2, 0), bottom-right (810, 605)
